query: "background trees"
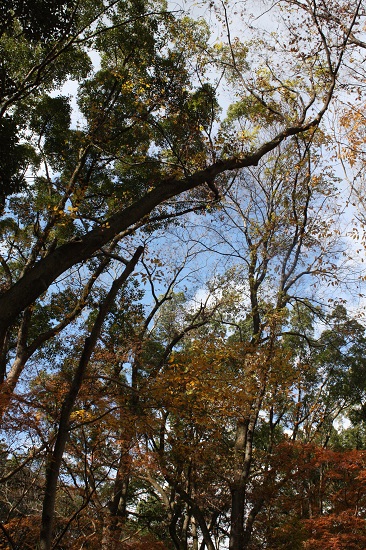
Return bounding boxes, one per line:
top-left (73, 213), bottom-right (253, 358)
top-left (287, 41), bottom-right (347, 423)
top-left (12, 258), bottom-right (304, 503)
top-left (1, 0), bottom-right (366, 548)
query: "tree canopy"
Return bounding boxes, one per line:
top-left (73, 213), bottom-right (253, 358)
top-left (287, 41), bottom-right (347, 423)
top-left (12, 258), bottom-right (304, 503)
top-left (1, 0), bottom-right (366, 549)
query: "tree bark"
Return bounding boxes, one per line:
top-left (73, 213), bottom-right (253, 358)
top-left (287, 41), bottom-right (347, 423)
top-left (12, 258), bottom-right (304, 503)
top-left (229, 420), bottom-right (247, 550)
top-left (165, 478), bottom-right (216, 550)
top-left (192, 515), bottom-right (199, 550)
top-left (101, 440), bottom-right (133, 550)
top-left (229, 412), bottom-right (260, 550)
top-left (38, 246), bottom-right (143, 550)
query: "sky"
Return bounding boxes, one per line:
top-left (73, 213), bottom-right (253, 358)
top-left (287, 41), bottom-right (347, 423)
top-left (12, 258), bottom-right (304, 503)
top-left (52, 0), bottom-right (366, 323)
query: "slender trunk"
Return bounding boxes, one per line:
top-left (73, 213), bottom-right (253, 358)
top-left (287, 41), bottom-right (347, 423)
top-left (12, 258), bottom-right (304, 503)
top-left (229, 411), bottom-right (260, 550)
top-left (101, 330), bottom-right (144, 547)
top-left (0, 356), bottom-right (26, 417)
top-left (230, 258), bottom-right (262, 547)
top-left (0, 330), bottom-right (9, 384)
top-left (199, 511), bottom-right (219, 550)
top-left (0, 307), bottom-right (32, 416)
top-left (38, 247), bottom-right (143, 550)
top-left (229, 420), bottom-right (247, 550)
top-left (243, 498), bottom-right (265, 548)
top-left (182, 511), bottom-right (190, 550)
top-left (169, 504), bottom-right (185, 550)
top-left (166, 478), bottom-right (215, 550)
top-left (101, 447), bottom-right (132, 550)
top-left (192, 515), bottom-right (199, 550)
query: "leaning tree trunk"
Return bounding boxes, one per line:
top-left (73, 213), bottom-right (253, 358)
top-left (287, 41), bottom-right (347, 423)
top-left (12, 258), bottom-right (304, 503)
top-left (39, 247), bottom-right (143, 550)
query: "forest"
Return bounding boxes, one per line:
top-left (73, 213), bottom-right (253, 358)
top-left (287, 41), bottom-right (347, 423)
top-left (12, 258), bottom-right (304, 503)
top-left (1, 0), bottom-right (366, 548)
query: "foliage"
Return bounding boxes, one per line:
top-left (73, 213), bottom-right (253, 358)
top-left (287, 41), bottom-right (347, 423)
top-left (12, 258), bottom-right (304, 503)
top-left (1, 0), bottom-right (366, 549)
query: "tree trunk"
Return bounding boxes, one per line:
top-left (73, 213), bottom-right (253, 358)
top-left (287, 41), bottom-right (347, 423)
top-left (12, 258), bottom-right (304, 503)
top-left (167, 482), bottom-right (215, 550)
top-left (192, 515), bottom-right (199, 550)
top-left (101, 449), bottom-right (131, 550)
top-left (38, 247), bottom-right (143, 550)
top-left (229, 420), bottom-right (247, 550)
top-left (230, 478), bottom-right (246, 550)
top-left (229, 412), bottom-right (261, 550)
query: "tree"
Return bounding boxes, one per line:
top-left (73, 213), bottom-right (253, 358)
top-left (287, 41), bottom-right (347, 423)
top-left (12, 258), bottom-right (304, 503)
top-left (1, 1), bottom-right (366, 548)
top-left (0, 0), bottom-right (361, 340)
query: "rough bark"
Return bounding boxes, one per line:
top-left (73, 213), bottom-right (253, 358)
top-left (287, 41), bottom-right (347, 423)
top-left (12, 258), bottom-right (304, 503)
top-left (229, 411), bottom-right (262, 550)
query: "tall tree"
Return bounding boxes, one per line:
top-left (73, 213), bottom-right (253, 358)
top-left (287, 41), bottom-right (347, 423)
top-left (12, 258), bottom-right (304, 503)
top-left (1, 1), bottom-right (366, 548)
top-left (0, 0), bottom-right (361, 344)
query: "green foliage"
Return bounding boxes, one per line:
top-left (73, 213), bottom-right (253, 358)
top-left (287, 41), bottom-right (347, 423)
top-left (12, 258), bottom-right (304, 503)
top-left (0, 115), bottom-right (37, 205)
top-left (30, 95), bottom-right (72, 165)
top-left (0, 0), bottom-right (77, 41)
